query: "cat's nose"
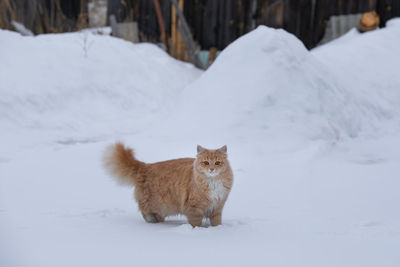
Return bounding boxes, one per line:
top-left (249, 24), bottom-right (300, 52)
top-left (210, 168), bottom-right (215, 172)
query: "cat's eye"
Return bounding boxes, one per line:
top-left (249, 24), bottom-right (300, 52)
top-left (203, 161), bottom-right (209, 165)
top-left (215, 161), bottom-right (221, 165)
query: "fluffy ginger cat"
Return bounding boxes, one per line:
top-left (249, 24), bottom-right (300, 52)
top-left (103, 143), bottom-right (233, 227)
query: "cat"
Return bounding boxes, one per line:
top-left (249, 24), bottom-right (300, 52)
top-left (103, 142), bottom-right (233, 227)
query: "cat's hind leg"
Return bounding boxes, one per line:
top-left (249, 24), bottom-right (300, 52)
top-left (154, 213), bottom-right (165, 222)
top-left (142, 212), bottom-right (164, 223)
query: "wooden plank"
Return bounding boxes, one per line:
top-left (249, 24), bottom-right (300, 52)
top-left (229, 0), bottom-right (238, 45)
top-left (171, 0), bottom-right (203, 67)
top-left (207, 47), bottom-right (218, 67)
top-left (177, 0), bottom-right (185, 60)
top-left (171, 1), bottom-right (177, 56)
top-left (110, 15), bottom-right (140, 43)
top-left (192, 0), bottom-right (204, 43)
top-left (202, 0), bottom-right (218, 49)
top-left (153, 0), bottom-right (168, 51)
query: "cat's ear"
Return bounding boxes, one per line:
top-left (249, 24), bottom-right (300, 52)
top-left (197, 145), bottom-right (205, 155)
top-left (218, 145), bottom-right (227, 156)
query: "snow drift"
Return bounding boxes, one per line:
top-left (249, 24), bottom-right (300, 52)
top-left (312, 18), bottom-right (400, 138)
top-left (2, 21), bottom-right (400, 151)
top-left (0, 29), bottom-right (201, 143)
top-left (164, 22), bottom-right (400, 146)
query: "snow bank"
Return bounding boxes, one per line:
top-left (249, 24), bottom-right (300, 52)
top-left (162, 26), bottom-right (355, 145)
top-left (0, 29), bottom-right (201, 144)
top-left (2, 21), bottom-right (400, 152)
top-left (161, 22), bottom-right (400, 147)
top-left (312, 18), bottom-right (400, 138)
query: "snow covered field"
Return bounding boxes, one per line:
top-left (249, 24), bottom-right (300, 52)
top-left (1, 20), bottom-right (400, 267)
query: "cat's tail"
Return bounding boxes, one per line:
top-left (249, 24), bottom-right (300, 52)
top-left (103, 142), bottom-right (147, 186)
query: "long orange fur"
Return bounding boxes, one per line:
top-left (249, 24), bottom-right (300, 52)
top-left (103, 142), bottom-right (233, 227)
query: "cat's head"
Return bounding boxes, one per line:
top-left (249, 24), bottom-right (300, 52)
top-left (195, 145), bottom-right (228, 177)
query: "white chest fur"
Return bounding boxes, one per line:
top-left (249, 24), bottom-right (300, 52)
top-left (204, 178), bottom-right (227, 205)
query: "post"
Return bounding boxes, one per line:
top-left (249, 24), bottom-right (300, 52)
top-left (207, 47), bottom-right (218, 68)
top-left (153, 0), bottom-right (169, 51)
top-left (170, 0), bottom-right (203, 68)
top-left (177, 0), bottom-right (185, 60)
top-left (171, 2), bottom-right (177, 57)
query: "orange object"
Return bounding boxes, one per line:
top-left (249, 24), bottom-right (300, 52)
top-left (359, 11), bottom-right (380, 32)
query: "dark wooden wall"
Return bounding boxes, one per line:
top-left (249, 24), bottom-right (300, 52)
top-left (107, 0), bottom-right (400, 49)
top-left (288, 0), bottom-right (374, 48)
top-left (1, 0), bottom-right (399, 49)
top-left (376, 0), bottom-right (400, 27)
top-left (0, 0), bottom-right (88, 34)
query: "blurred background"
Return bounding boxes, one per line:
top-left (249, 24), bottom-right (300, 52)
top-left (1, 2), bottom-right (400, 266)
top-left (1, 0), bottom-right (399, 68)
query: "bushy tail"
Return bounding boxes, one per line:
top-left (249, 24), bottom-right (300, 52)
top-left (103, 142), bottom-right (146, 186)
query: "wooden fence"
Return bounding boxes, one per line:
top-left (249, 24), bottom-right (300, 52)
top-left (108, 0), bottom-right (400, 50)
top-left (1, 0), bottom-right (399, 49)
top-left (0, 0), bottom-right (89, 34)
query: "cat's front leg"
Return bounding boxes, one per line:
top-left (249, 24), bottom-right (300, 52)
top-left (187, 208), bottom-right (204, 227)
top-left (210, 211), bottom-right (222, 226)
top-left (210, 203), bottom-right (224, 226)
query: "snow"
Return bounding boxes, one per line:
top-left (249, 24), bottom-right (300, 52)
top-left (163, 22), bottom-right (400, 146)
top-left (164, 26), bottom-right (354, 146)
top-left (0, 29), bottom-right (201, 154)
top-left (1, 20), bottom-right (400, 267)
top-left (312, 18), bottom-right (400, 138)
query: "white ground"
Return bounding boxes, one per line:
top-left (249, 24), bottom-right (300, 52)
top-left (1, 20), bottom-right (400, 267)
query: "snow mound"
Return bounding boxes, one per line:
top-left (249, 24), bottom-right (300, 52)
top-left (2, 20), bottom-right (400, 152)
top-left (162, 22), bottom-right (400, 145)
top-left (386, 17), bottom-right (400, 27)
top-left (0, 29), bottom-right (201, 141)
top-left (167, 26), bottom-right (358, 144)
top-left (312, 19), bottom-right (400, 138)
